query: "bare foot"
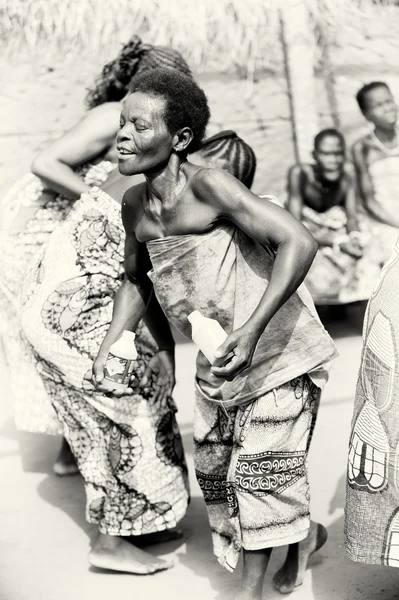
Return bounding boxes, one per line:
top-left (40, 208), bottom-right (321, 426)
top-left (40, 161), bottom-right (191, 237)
top-left (89, 533), bottom-right (174, 575)
top-left (273, 521), bottom-right (327, 594)
top-left (134, 528), bottom-right (184, 547)
top-left (53, 438), bottom-right (79, 477)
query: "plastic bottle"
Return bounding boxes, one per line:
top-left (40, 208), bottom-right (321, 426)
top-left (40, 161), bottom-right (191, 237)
top-left (102, 330), bottom-right (138, 392)
top-left (188, 310), bottom-right (228, 365)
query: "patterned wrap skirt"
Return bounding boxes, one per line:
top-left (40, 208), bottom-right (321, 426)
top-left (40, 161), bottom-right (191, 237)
top-left (18, 186), bottom-right (189, 535)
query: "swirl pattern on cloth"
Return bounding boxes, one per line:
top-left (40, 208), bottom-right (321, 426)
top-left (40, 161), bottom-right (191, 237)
top-left (18, 186), bottom-right (189, 535)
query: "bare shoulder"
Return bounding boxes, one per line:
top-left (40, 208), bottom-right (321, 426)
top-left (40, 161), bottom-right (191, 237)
top-left (288, 163), bottom-right (304, 177)
top-left (190, 164), bottom-right (242, 202)
top-left (122, 182), bottom-right (146, 227)
top-left (288, 163), bottom-right (309, 184)
top-left (123, 182), bottom-right (145, 209)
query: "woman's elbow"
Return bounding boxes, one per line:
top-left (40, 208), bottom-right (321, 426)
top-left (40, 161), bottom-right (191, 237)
top-left (31, 152), bottom-right (52, 178)
top-left (299, 230), bottom-right (318, 263)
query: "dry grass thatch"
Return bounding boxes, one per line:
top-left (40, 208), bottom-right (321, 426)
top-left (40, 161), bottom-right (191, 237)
top-left (1, 0), bottom-right (399, 74)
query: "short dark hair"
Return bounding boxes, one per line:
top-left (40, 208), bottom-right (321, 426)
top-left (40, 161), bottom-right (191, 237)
top-left (356, 81), bottom-right (390, 113)
top-left (198, 130), bottom-right (257, 189)
top-left (128, 68), bottom-right (210, 154)
top-left (314, 128), bottom-right (345, 151)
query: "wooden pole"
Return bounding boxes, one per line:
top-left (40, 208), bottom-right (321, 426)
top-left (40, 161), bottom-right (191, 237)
top-left (280, 0), bottom-right (319, 164)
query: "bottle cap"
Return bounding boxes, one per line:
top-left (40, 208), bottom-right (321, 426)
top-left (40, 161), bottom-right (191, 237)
top-left (188, 310), bottom-right (201, 324)
top-left (121, 330), bottom-right (136, 342)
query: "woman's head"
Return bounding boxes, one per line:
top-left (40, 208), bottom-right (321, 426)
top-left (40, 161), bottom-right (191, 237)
top-left (86, 36), bottom-right (192, 109)
top-left (192, 130), bottom-right (257, 189)
top-left (356, 82), bottom-right (397, 130)
top-left (117, 68), bottom-right (210, 176)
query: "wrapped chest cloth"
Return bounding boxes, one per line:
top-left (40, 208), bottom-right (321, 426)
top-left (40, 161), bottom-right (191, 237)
top-left (146, 223), bottom-right (337, 409)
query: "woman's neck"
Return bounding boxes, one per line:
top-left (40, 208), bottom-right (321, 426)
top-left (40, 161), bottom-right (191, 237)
top-left (145, 153), bottom-right (187, 202)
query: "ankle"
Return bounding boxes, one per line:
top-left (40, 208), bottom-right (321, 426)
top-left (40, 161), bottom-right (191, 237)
top-left (94, 533), bottom-right (121, 551)
top-left (238, 581), bottom-right (263, 599)
top-left (236, 588), bottom-right (262, 600)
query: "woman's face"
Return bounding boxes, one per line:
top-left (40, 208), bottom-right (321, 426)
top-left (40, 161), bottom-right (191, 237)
top-left (117, 92), bottom-right (174, 176)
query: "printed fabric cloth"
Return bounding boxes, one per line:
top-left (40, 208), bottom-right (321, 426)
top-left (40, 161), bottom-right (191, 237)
top-left (19, 186), bottom-right (189, 534)
top-left (345, 235), bottom-right (399, 567)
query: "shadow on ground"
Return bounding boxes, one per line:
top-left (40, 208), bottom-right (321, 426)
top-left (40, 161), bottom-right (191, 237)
top-left (317, 301), bottom-right (367, 339)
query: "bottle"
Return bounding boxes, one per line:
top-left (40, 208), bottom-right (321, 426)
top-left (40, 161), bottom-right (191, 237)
top-left (188, 310), bottom-right (228, 365)
top-left (102, 330), bottom-right (138, 392)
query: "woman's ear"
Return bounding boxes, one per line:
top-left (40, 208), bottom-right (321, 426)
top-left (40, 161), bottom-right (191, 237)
top-left (173, 127), bottom-right (194, 153)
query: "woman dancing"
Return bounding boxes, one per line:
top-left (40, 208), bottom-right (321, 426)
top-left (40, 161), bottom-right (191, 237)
top-left (93, 68), bottom-right (337, 598)
top-left (0, 36), bottom-right (192, 475)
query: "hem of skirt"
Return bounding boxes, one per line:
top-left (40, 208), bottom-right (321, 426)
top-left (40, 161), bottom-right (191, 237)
top-left (97, 520), bottom-right (180, 537)
top-left (214, 523), bottom-right (310, 573)
top-left (345, 547), bottom-right (390, 567)
top-left (94, 500), bottom-right (189, 537)
top-left (217, 555), bottom-right (237, 573)
top-left (242, 526), bottom-right (309, 552)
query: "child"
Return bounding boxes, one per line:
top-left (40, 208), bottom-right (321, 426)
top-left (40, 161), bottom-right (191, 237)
top-left (353, 81), bottom-right (399, 263)
top-left (287, 128), bottom-right (377, 305)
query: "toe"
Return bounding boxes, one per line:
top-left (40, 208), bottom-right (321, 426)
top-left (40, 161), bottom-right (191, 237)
top-left (277, 582), bottom-right (295, 595)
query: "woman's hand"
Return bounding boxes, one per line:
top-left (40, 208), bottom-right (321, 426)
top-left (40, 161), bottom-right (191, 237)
top-left (91, 347), bottom-right (134, 397)
top-left (140, 350), bottom-right (176, 403)
top-left (211, 324), bottom-right (262, 380)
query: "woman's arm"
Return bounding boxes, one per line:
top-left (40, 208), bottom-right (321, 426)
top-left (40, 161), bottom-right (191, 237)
top-left (31, 103), bottom-right (120, 199)
top-left (195, 169), bottom-right (318, 378)
top-left (353, 140), bottom-right (399, 227)
top-left (93, 189), bottom-right (176, 396)
top-left (93, 193), bottom-right (153, 387)
top-left (94, 234), bottom-right (153, 375)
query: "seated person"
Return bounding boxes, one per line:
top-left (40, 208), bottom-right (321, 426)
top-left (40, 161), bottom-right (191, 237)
top-left (352, 81), bottom-right (399, 264)
top-left (287, 128), bottom-right (379, 305)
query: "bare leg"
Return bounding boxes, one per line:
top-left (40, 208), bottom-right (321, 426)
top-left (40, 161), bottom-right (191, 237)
top-left (89, 532), bottom-right (174, 575)
top-left (53, 438), bottom-right (79, 477)
top-left (236, 548), bottom-right (272, 600)
top-left (273, 521), bottom-right (328, 594)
